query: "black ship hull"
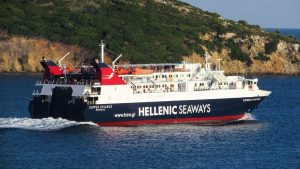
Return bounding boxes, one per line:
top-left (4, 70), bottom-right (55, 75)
top-left (29, 95), bottom-right (266, 126)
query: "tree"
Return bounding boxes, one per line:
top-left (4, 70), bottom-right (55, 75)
top-left (265, 38), bottom-right (279, 54)
top-left (238, 20), bottom-right (247, 25)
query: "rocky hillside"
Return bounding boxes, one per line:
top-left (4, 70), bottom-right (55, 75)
top-left (0, 0), bottom-right (299, 74)
top-left (0, 34), bottom-right (93, 72)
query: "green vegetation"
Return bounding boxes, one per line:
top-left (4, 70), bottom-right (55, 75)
top-left (0, 0), bottom-right (298, 64)
top-left (226, 39), bottom-right (252, 66)
top-left (253, 52), bottom-right (270, 61)
top-left (265, 38), bottom-right (279, 54)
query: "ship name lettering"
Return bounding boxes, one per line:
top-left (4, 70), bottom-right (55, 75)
top-left (89, 105), bottom-right (112, 111)
top-left (138, 104), bottom-right (210, 117)
top-left (139, 106), bottom-right (177, 117)
top-left (89, 105), bottom-right (99, 109)
top-left (243, 98), bottom-right (261, 102)
top-left (100, 105), bottom-right (112, 109)
top-left (178, 104), bottom-right (210, 114)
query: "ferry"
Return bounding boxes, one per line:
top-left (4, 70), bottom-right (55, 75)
top-left (29, 42), bottom-right (271, 126)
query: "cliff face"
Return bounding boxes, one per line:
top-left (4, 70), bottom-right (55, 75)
top-left (183, 33), bottom-right (300, 74)
top-left (248, 41), bottom-right (300, 75)
top-left (0, 35), bottom-right (93, 72)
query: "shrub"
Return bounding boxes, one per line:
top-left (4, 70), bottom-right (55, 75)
top-left (238, 20), bottom-right (247, 25)
top-left (253, 52), bottom-right (270, 61)
top-left (227, 39), bottom-right (252, 66)
top-left (265, 38), bottom-right (279, 54)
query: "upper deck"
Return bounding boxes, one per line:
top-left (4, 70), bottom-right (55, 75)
top-left (35, 41), bottom-right (260, 97)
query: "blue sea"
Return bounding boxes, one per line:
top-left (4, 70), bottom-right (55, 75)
top-left (0, 73), bottom-right (299, 169)
top-left (265, 28), bottom-right (300, 40)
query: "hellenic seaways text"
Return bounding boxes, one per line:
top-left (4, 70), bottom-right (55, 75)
top-left (138, 104), bottom-right (211, 117)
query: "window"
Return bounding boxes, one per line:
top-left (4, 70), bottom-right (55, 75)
top-left (91, 87), bottom-right (101, 94)
top-left (87, 97), bottom-right (98, 104)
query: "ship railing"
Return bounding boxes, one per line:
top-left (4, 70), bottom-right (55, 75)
top-left (133, 90), bottom-right (170, 94)
top-left (115, 63), bottom-right (190, 72)
top-left (36, 79), bottom-right (98, 86)
top-left (209, 82), bottom-right (220, 90)
top-left (133, 85), bottom-right (179, 94)
top-left (194, 87), bottom-right (209, 91)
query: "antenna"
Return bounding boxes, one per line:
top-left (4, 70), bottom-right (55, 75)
top-left (112, 54), bottom-right (122, 69)
top-left (205, 52), bottom-right (211, 71)
top-left (57, 52), bottom-right (70, 68)
top-left (99, 40), bottom-right (105, 63)
top-left (217, 59), bottom-right (222, 71)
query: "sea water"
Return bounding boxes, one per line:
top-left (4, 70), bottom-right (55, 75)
top-left (265, 28), bottom-right (300, 40)
top-left (0, 73), bottom-right (299, 169)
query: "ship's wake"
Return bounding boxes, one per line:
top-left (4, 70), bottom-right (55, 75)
top-left (238, 113), bottom-right (256, 121)
top-left (0, 117), bottom-right (96, 131)
top-left (225, 113), bottom-right (257, 125)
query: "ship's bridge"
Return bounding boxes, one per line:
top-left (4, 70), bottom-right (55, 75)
top-left (243, 78), bottom-right (258, 90)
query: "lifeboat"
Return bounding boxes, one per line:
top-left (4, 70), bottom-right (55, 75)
top-left (132, 68), bottom-right (153, 74)
top-left (115, 68), bottom-right (130, 75)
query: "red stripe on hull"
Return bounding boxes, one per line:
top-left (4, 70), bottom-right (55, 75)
top-left (96, 114), bottom-right (244, 126)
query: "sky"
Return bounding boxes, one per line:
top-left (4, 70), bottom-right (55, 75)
top-left (181, 0), bottom-right (300, 29)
